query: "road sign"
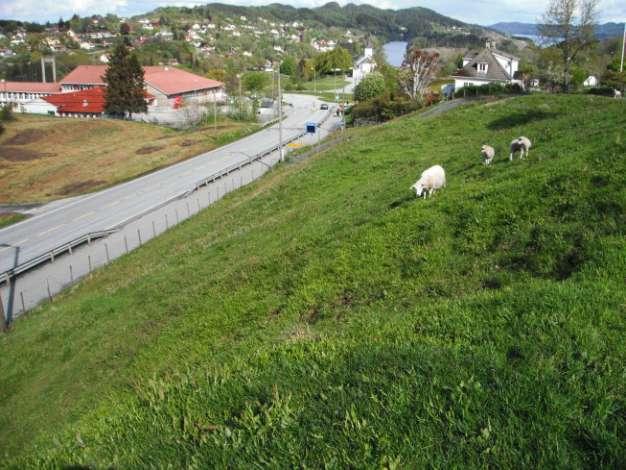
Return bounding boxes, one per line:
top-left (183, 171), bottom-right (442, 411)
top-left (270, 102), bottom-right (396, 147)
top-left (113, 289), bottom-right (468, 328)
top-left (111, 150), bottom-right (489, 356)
top-left (306, 122), bottom-right (316, 134)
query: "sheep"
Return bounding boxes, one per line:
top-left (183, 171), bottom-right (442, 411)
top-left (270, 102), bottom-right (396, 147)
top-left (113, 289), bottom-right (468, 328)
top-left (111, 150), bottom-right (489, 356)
top-left (509, 136), bottom-right (532, 161)
top-left (411, 165), bottom-right (446, 199)
top-left (615, 89), bottom-right (622, 99)
top-left (481, 144), bottom-right (496, 166)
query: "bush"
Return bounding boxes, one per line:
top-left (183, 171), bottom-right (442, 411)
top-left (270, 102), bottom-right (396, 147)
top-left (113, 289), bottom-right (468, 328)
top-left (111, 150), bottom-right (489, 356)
top-left (348, 94), bottom-right (420, 125)
top-left (585, 86), bottom-right (615, 97)
top-left (0, 104), bottom-right (14, 122)
top-left (454, 82), bottom-right (524, 98)
top-left (354, 72), bottom-right (386, 102)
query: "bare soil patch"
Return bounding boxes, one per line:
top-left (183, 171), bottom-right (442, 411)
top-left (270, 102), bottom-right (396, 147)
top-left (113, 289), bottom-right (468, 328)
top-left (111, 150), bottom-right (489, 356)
top-left (58, 179), bottom-right (105, 196)
top-left (3, 129), bottom-right (48, 146)
top-left (0, 147), bottom-right (51, 162)
top-left (135, 145), bottom-right (165, 155)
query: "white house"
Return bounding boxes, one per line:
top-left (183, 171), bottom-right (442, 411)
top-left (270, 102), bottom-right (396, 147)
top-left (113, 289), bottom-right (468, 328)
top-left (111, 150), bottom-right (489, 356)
top-left (453, 40), bottom-right (521, 91)
top-left (583, 75), bottom-right (599, 87)
top-left (352, 46), bottom-right (376, 86)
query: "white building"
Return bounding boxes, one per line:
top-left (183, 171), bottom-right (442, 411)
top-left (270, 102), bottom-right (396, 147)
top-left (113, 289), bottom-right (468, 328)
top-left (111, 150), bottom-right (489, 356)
top-left (583, 75), bottom-right (599, 87)
top-left (453, 40), bottom-right (521, 91)
top-left (352, 46), bottom-right (376, 87)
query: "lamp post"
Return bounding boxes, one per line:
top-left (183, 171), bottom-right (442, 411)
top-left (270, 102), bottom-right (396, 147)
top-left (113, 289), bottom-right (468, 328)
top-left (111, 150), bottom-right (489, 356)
top-left (277, 62), bottom-right (284, 162)
top-left (620, 22), bottom-right (625, 73)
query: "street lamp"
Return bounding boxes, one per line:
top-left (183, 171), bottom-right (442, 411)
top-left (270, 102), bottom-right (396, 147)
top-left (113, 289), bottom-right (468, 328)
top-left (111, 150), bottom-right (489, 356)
top-left (276, 61), bottom-right (284, 162)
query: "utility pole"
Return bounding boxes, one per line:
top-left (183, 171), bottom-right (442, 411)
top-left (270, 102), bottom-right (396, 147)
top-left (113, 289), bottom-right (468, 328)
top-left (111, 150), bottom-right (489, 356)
top-left (619, 22), bottom-right (626, 73)
top-left (277, 64), bottom-right (284, 162)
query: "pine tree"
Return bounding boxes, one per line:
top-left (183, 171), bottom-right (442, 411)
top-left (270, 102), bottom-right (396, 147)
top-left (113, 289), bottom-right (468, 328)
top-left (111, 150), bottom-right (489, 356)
top-left (104, 41), bottom-right (147, 118)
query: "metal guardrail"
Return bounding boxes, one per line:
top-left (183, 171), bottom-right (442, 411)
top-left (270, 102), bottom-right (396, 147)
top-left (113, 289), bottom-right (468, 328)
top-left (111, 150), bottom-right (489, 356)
top-left (0, 109), bottom-right (334, 283)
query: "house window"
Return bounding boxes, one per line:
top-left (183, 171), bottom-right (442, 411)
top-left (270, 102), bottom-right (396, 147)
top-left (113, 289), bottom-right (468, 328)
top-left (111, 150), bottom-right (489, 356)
top-left (478, 63), bottom-right (488, 73)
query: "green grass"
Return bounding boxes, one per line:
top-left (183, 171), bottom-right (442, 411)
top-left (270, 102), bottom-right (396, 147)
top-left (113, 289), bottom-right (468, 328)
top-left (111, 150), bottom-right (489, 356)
top-left (297, 75), bottom-right (350, 92)
top-left (1, 94), bottom-right (625, 467)
top-left (0, 213), bottom-right (27, 229)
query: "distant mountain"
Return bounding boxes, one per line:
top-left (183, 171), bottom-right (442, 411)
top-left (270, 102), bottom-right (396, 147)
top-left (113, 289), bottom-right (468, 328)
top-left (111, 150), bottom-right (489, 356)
top-left (145, 2), bottom-right (505, 47)
top-left (490, 21), bottom-right (625, 40)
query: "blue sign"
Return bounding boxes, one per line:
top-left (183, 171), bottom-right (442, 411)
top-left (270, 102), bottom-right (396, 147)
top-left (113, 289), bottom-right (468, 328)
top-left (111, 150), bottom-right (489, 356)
top-left (306, 122), bottom-right (317, 134)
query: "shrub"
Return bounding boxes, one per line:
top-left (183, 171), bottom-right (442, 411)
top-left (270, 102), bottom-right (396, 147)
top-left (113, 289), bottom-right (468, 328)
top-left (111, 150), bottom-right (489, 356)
top-left (0, 104), bottom-right (14, 122)
top-left (354, 72), bottom-right (386, 102)
top-left (585, 86), bottom-right (615, 97)
top-left (348, 94), bottom-right (420, 125)
top-left (454, 82), bottom-right (524, 98)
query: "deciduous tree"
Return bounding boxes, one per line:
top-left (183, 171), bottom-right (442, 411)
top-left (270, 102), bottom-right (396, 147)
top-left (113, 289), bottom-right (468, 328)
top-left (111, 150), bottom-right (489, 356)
top-left (540, 0), bottom-right (599, 90)
top-left (399, 47), bottom-right (440, 100)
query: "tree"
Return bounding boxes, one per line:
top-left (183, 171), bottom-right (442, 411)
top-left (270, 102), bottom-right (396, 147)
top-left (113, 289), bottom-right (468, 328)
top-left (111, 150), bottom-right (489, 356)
top-left (242, 71), bottom-right (269, 95)
top-left (280, 56), bottom-right (297, 76)
top-left (540, 0), bottom-right (599, 91)
top-left (399, 47), bottom-right (440, 100)
top-left (104, 41), bottom-right (147, 118)
top-left (354, 72), bottom-right (386, 102)
top-left (314, 47), bottom-right (352, 74)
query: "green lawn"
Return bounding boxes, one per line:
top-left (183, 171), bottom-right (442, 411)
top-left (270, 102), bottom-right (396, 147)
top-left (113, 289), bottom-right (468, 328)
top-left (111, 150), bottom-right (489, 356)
top-left (1, 94), bottom-right (625, 467)
top-left (297, 74), bottom-right (350, 92)
top-left (0, 213), bottom-right (27, 229)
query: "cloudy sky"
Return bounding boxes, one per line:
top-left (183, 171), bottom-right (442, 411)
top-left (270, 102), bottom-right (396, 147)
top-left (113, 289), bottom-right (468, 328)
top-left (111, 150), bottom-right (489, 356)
top-left (1, 0), bottom-right (625, 25)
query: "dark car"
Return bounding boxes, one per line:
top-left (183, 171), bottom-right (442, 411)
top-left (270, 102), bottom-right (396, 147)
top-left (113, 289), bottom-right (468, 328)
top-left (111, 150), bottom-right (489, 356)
top-left (320, 103), bottom-right (329, 110)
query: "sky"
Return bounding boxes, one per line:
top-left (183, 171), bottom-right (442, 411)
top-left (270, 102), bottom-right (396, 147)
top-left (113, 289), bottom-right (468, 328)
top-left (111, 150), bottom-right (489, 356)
top-left (1, 0), bottom-right (625, 26)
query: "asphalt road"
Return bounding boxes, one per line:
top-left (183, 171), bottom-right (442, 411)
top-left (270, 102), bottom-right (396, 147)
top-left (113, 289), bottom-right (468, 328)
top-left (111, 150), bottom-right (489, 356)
top-left (0, 94), bottom-right (332, 279)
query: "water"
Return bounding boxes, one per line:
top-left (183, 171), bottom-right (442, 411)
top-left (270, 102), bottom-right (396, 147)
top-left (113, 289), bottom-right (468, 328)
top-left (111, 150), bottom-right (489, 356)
top-left (383, 41), bottom-right (408, 67)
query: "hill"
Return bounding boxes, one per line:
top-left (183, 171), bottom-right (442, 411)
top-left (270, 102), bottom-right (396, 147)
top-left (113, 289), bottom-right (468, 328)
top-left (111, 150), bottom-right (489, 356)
top-left (0, 115), bottom-right (257, 204)
top-left (490, 21), bottom-right (626, 40)
top-left (146, 2), bottom-right (503, 47)
top-left (1, 94), bottom-right (625, 466)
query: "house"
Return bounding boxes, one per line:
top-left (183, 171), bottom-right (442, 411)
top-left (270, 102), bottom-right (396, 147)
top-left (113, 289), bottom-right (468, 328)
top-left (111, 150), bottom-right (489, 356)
top-left (0, 81), bottom-right (61, 109)
top-left (352, 46), bottom-right (376, 86)
top-left (583, 75), bottom-right (599, 87)
top-left (59, 65), bottom-right (226, 107)
top-left (43, 87), bottom-right (108, 118)
top-left (453, 40), bottom-right (521, 91)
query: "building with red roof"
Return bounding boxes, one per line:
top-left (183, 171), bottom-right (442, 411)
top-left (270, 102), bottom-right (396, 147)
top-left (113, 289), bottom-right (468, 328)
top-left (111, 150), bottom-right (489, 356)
top-left (0, 81), bottom-right (61, 109)
top-left (59, 65), bottom-right (225, 107)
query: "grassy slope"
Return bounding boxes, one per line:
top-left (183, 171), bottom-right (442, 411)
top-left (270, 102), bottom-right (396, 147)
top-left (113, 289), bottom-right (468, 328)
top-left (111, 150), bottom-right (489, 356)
top-left (0, 213), bottom-right (27, 229)
top-left (1, 95), bottom-right (624, 467)
top-left (0, 115), bottom-right (257, 204)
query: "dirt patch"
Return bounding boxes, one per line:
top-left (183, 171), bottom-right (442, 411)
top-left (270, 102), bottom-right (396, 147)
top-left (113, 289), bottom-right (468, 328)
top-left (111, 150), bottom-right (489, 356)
top-left (135, 145), bottom-right (165, 155)
top-left (3, 128), bottom-right (48, 146)
top-left (0, 146), bottom-right (52, 162)
top-left (58, 179), bottom-right (105, 196)
top-left (179, 139), bottom-right (197, 147)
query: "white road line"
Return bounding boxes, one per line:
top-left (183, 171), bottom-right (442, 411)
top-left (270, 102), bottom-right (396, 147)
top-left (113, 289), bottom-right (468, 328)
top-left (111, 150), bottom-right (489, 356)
top-left (74, 211), bottom-right (96, 222)
top-left (106, 200), bottom-right (121, 208)
top-left (38, 224), bottom-right (64, 237)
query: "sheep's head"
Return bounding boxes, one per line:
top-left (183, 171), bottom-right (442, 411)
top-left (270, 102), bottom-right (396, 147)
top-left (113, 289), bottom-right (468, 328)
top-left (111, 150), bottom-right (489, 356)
top-left (411, 182), bottom-right (424, 197)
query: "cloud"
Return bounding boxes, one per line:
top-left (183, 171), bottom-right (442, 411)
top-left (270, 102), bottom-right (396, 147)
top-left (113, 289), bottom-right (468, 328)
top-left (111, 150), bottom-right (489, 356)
top-left (1, 0), bottom-right (624, 25)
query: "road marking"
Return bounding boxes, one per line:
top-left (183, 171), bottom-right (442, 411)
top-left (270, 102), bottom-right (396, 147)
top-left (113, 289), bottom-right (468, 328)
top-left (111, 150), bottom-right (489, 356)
top-left (74, 211), bottom-right (96, 221)
top-left (38, 224), bottom-right (64, 237)
top-left (106, 200), bottom-right (121, 208)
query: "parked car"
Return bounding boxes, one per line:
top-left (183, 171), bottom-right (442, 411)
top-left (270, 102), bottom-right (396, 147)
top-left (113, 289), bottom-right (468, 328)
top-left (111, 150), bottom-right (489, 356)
top-left (320, 103), bottom-right (329, 110)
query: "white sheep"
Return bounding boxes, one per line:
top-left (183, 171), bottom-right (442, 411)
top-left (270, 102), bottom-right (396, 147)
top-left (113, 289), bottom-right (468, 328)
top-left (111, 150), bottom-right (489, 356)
top-left (481, 144), bottom-right (495, 166)
top-left (509, 136), bottom-right (532, 161)
top-left (411, 165), bottom-right (446, 199)
top-left (614, 89), bottom-right (622, 99)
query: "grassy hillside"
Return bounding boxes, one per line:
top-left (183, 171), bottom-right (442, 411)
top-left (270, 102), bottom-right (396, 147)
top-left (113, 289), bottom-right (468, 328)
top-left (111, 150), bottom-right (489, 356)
top-left (0, 115), bottom-right (257, 204)
top-left (1, 95), bottom-right (624, 467)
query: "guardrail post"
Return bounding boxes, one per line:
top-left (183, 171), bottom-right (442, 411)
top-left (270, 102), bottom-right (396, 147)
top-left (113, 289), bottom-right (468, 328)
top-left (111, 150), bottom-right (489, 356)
top-left (69, 246), bottom-right (73, 255)
top-left (88, 255), bottom-right (92, 273)
top-left (50, 252), bottom-right (55, 263)
top-left (196, 198), bottom-right (201, 211)
top-left (165, 214), bottom-right (169, 229)
top-left (175, 209), bottom-right (180, 224)
top-left (124, 235), bottom-right (129, 253)
top-left (137, 228), bottom-right (142, 246)
top-left (152, 221), bottom-right (157, 238)
top-left (69, 264), bottom-right (74, 282)
top-left (20, 291), bottom-right (25, 313)
top-left (46, 278), bottom-right (52, 302)
top-left (105, 243), bottom-right (110, 262)
top-left (186, 202), bottom-right (191, 217)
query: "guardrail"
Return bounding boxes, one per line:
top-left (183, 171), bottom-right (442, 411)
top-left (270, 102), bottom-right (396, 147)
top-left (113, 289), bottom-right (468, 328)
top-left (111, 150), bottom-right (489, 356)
top-left (0, 109), bottom-right (334, 283)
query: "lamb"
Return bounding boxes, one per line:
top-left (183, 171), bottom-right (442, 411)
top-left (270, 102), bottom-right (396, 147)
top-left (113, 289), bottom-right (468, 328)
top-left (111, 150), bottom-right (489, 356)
top-left (411, 165), bottom-right (446, 199)
top-left (509, 136), bottom-right (532, 161)
top-left (481, 144), bottom-right (496, 166)
top-left (615, 89), bottom-right (622, 99)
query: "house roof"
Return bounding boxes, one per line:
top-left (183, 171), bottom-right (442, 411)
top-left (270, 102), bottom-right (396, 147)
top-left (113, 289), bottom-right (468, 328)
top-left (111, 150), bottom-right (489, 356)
top-left (1, 81), bottom-right (61, 93)
top-left (60, 65), bottom-right (224, 96)
top-left (454, 49), bottom-right (513, 81)
top-left (43, 87), bottom-right (155, 114)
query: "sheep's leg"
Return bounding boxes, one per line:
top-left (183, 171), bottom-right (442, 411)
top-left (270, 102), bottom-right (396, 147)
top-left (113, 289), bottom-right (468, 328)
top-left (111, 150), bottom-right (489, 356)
top-left (509, 152), bottom-right (513, 161)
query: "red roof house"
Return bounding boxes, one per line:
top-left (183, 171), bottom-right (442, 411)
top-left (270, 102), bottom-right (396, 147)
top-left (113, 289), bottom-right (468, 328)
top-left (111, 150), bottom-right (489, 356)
top-left (43, 87), bottom-right (107, 115)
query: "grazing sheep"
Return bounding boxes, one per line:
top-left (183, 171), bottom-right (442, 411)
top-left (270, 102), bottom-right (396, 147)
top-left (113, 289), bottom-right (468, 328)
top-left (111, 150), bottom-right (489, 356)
top-left (615, 89), bottom-right (622, 99)
top-left (411, 165), bottom-right (446, 199)
top-left (481, 144), bottom-right (496, 166)
top-left (509, 136), bottom-right (532, 161)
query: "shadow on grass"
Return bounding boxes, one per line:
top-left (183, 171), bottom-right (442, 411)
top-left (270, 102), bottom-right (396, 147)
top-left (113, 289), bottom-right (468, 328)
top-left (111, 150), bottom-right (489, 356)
top-left (388, 194), bottom-right (415, 210)
top-left (488, 110), bottom-right (559, 130)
